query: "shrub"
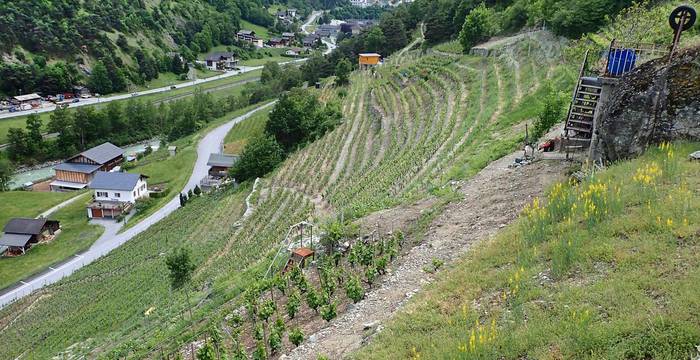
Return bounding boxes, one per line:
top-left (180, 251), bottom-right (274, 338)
top-left (345, 275), bottom-right (364, 303)
top-left (289, 327), bottom-right (304, 347)
top-left (532, 82), bottom-right (566, 140)
top-left (320, 301), bottom-right (337, 321)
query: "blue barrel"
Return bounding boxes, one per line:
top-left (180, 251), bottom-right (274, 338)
top-left (607, 49), bottom-right (637, 76)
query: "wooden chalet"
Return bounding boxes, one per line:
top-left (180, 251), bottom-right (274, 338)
top-left (207, 153), bottom-right (240, 178)
top-left (51, 142), bottom-right (124, 191)
top-left (0, 218), bottom-right (60, 256)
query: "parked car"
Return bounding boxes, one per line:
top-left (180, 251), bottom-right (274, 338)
top-left (80, 94), bottom-right (91, 99)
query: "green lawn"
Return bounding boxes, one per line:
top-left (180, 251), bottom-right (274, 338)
top-left (0, 191), bottom-right (75, 228)
top-left (0, 192), bottom-right (103, 290)
top-left (357, 142), bottom-right (700, 359)
top-left (0, 69), bottom-right (262, 144)
top-left (240, 20), bottom-right (270, 39)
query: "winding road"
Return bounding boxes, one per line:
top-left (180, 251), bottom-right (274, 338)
top-left (0, 101), bottom-right (276, 309)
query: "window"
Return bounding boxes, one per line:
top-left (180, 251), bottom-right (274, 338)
top-left (133, 191), bottom-right (137, 197)
top-left (96, 191), bottom-right (108, 197)
top-left (114, 193), bottom-right (121, 198)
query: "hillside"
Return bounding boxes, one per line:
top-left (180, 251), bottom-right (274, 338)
top-left (357, 141), bottom-right (700, 359)
top-left (0, 29), bottom-right (573, 358)
top-left (0, 0), bottom-right (313, 97)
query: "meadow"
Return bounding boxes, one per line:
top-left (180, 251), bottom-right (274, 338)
top-left (357, 142), bottom-right (700, 359)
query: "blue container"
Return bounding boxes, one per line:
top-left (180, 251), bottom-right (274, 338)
top-left (607, 49), bottom-right (637, 76)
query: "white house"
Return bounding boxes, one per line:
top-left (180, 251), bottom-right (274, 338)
top-left (86, 172), bottom-right (149, 219)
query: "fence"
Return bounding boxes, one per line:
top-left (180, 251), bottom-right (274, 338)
top-left (602, 39), bottom-right (669, 77)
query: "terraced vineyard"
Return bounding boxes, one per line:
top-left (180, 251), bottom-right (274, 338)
top-left (0, 34), bottom-right (574, 358)
top-left (272, 33), bottom-right (572, 217)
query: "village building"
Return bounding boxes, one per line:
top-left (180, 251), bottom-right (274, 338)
top-left (205, 52), bottom-right (238, 71)
top-left (237, 30), bottom-right (258, 42)
top-left (285, 47), bottom-right (304, 57)
top-left (51, 142), bottom-right (124, 191)
top-left (303, 35), bottom-right (320, 47)
top-left (269, 37), bottom-right (286, 48)
top-left (12, 93), bottom-right (42, 109)
top-left (0, 218), bottom-right (60, 256)
top-left (282, 32), bottom-right (296, 41)
top-left (73, 86), bottom-right (90, 97)
top-left (87, 171), bottom-right (149, 219)
top-left (207, 153), bottom-right (239, 178)
top-left (316, 24), bottom-right (340, 38)
top-left (359, 53), bottom-right (382, 69)
top-left (286, 8), bottom-right (298, 18)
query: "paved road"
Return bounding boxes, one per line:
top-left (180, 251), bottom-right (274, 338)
top-left (0, 101), bottom-right (276, 309)
top-left (0, 58), bottom-right (305, 121)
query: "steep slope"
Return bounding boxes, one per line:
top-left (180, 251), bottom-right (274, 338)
top-left (356, 142), bottom-right (700, 359)
top-left (0, 33), bottom-right (572, 358)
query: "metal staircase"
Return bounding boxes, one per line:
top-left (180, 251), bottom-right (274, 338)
top-left (563, 51), bottom-right (602, 158)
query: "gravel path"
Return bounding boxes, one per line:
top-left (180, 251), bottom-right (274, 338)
top-left (285, 151), bottom-right (569, 359)
top-left (0, 102), bottom-right (276, 309)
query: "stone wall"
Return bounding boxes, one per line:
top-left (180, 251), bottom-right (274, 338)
top-left (595, 46), bottom-right (700, 162)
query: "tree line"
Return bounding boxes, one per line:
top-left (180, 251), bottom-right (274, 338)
top-left (5, 62), bottom-right (309, 166)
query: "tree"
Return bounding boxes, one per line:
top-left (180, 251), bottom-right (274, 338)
top-left (165, 247), bottom-right (195, 290)
top-left (334, 58), bottom-right (351, 86)
top-left (533, 83), bottom-right (566, 140)
top-left (261, 61), bottom-right (282, 84)
top-left (380, 14), bottom-right (408, 54)
top-left (179, 193), bottom-right (187, 207)
top-left (6, 128), bottom-right (29, 161)
top-left (89, 61), bottom-right (113, 94)
top-left (229, 135), bottom-right (285, 182)
top-left (458, 3), bottom-right (497, 52)
top-left (193, 185), bottom-right (202, 196)
top-left (364, 27), bottom-right (386, 53)
top-left (0, 157), bottom-right (13, 191)
top-left (25, 114), bottom-right (44, 156)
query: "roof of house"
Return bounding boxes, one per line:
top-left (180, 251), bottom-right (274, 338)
top-left (205, 52), bottom-right (235, 61)
top-left (54, 162), bottom-right (101, 174)
top-left (270, 37), bottom-right (283, 42)
top-left (293, 247), bottom-right (314, 258)
top-left (74, 142), bottom-right (124, 164)
top-left (0, 233), bottom-right (32, 247)
top-left (282, 32), bottom-right (295, 37)
top-left (89, 171), bottom-right (146, 191)
top-left (207, 153), bottom-right (239, 168)
top-left (49, 179), bottom-right (89, 189)
top-left (3, 218), bottom-right (48, 235)
top-left (14, 93), bottom-right (41, 102)
top-left (359, 53), bottom-right (382, 57)
top-left (238, 30), bottom-right (255, 35)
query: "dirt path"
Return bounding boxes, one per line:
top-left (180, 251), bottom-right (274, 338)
top-left (285, 151), bottom-right (569, 359)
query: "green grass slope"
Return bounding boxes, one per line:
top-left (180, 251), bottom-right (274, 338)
top-left (0, 36), bottom-right (574, 358)
top-left (356, 142), bottom-right (700, 359)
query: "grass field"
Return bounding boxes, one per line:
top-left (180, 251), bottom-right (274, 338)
top-left (0, 69), bottom-right (263, 144)
top-left (240, 48), bottom-right (293, 66)
top-left (223, 109), bottom-right (270, 154)
top-left (357, 142), bottom-right (700, 359)
top-left (0, 192), bottom-right (103, 289)
top-left (0, 191), bottom-right (74, 227)
top-left (240, 20), bottom-right (270, 40)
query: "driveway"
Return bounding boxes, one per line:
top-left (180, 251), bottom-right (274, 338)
top-left (0, 101), bottom-right (277, 308)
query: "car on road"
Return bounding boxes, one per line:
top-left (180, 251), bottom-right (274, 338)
top-left (80, 94), bottom-right (91, 99)
top-left (71, 98), bottom-right (80, 103)
top-left (131, 93), bottom-right (138, 97)
top-left (170, 85), bottom-right (177, 89)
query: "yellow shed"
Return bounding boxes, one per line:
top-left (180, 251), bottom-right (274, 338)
top-left (359, 53), bottom-right (381, 69)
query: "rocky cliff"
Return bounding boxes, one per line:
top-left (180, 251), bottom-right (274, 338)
top-left (596, 46), bottom-right (700, 162)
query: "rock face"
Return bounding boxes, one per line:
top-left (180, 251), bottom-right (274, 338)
top-left (597, 46), bottom-right (700, 162)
